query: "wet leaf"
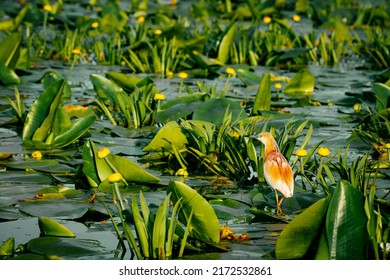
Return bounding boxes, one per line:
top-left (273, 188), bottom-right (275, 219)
top-left (27, 236), bottom-right (106, 258)
top-left (38, 217), bottom-right (76, 237)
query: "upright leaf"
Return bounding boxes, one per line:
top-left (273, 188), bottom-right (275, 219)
top-left (217, 21), bottom-right (236, 64)
top-left (284, 68), bottom-right (315, 96)
top-left (326, 180), bottom-right (368, 259)
top-left (252, 73), bottom-right (271, 114)
top-left (168, 180), bottom-right (220, 243)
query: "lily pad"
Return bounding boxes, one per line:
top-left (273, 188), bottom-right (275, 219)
top-left (284, 68), bottom-right (315, 96)
top-left (143, 121), bottom-right (188, 152)
top-left (38, 217), bottom-right (76, 237)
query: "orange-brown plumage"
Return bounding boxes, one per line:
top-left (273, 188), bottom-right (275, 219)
top-left (253, 132), bottom-right (294, 214)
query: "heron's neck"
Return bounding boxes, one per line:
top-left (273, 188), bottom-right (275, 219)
top-left (264, 141), bottom-right (279, 156)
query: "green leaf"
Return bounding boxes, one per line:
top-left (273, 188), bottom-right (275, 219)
top-left (0, 237), bottom-right (14, 256)
top-left (373, 82), bottom-right (390, 112)
top-left (108, 153), bottom-right (160, 183)
top-left (193, 98), bottom-right (244, 126)
top-left (0, 32), bottom-right (22, 68)
top-left (82, 139), bottom-right (103, 187)
top-left (284, 68), bottom-right (315, 96)
top-left (0, 4), bottom-right (30, 32)
top-left (22, 79), bottom-right (66, 142)
top-left (52, 115), bottom-right (95, 148)
top-left (38, 217), bottom-right (76, 237)
top-left (217, 21), bottom-right (236, 64)
top-left (0, 61), bottom-right (20, 85)
top-left (276, 197), bottom-right (329, 259)
top-left (143, 121), bottom-right (188, 152)
top-left (106, 72), bottom-right (152, 92)
top-left (152, 194), bottom-right (170, 259)
top-left (90, 74), bottom-right (120, 105)
top-left (168, 180), bottom-right (220, 243)
top-left (326, 180), bottom-right (369, 259)
top-left (252, 73), bottom-right (271, 113)
top-left (131, 194), bottom-right (149, 258)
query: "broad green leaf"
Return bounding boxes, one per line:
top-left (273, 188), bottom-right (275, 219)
top-left (27, 237), bottom-right (107, 258)
top-left (284, 68), bottom-right (315, 96)
top-left (168, 180), bottom-right (220, 243)
top-left (0, 61), bottom-right (20, 85)
top-left (217, 21), bottom-right (236, 64)
top-left (276, 197), bottom-right (329, 259)
top-left (90, 74), bottom-right (120, 105)
top-left (0, 32), bottom-right (22, 69)
top-left (326, 180), bottom-right (368, 260)
top-left (193, 98), bottom-right (245, 126)
top-left (373, 82), bottom-right (390, 112)
top-left (41, 70), bottom-right (71, 99)
top-left (0, 237), bottom-right (14, 256)
top-left (314, 228), bottom-right (330, 260)
top-left (236, 66), bottom-right (262, 86)
top-left (143, 121), bottom-right (188, 152)
top-left (19, 200), bottom-right (89, 219)
top-left (6, 159), bottom-right (75, 174)
top-left (108, 153), bottom-right (160, 183)
top-left (23, 79), bottom-right (66, 142)
top-left (52, 115), bottom-right (96, 148)
top-left (252, 73), bottom-right (271, 113)
top-left (38, 217), bottom-right (76, 237)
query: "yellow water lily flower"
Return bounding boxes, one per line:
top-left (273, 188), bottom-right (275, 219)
top-left (274, 83), bottom-right (282, 89)
top-left (296, 149), bottom-right (307, 157)
top-left (226, 67), bottom-right (236, 75)
top-left (154, 93), bottom-right (166, 101)
top-left (72, 48), bottom-right (81, 55)
top-left (32, 151), bottom-right (42, 159)
top-left (178, 72), bottom-right (188, 79)
top-left (318, 147), bottom-right (331, 157)
top-left (175, 168), bottom-right (189, 176)
top-left (263, 16), bottom-right (271, 24)
top-left (108, 172), bottom-right (123, 183)
top-left (91, 21), bottom-right (99, 28)
top-left (292, 15), bottom-right (301, 22)
top-left (137, 16), bottom-right (145, 24)
top-left (154, 29), bottom-right (162, 35)
top-left (43, 5), bottom-right (52, 12)
top-left (98, 147), bottom-right (110, 159)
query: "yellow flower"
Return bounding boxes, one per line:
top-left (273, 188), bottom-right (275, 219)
top-left (263, 16), bottom-right (272, 24)
top-left (91, 21), bottom-right (99, 28)
top-left (226, 67), bottom-right (236, 75)
top-left (175, 168), bottom-right (189, 176)
top-left (137, 16), bottom-right (145, 24)
top-left (192, 50), bottom-right (199, 55)
top-left (292, 15), bottom-right (301, 22)
top-left (385, 143), bottom-right (390, 149)
top-left (154, 29), bottom-right (162, 35)
top-left (318, 147), bottom-right (331, 157)
top-left (274, 83), bottom-right (282, 89)
top-left (228, 129), bottom-right (240, 138)
top-left (72, 48), bottom-right (81, 55)
top-left (154, 93), bottom-right (166, 101)
top-left (32, 151), bottom-right (42, 159)
top-left (98, 147), bottom-right (111, 159)
top-left (108, 172), bottom-right (123, 183)
top-left (178, 72), bottom-right (188, 79)
top-left (353, 103), bottom-right (362, 113)
top-left (166, 71), bottom-right (174, 78)
top-left (296, 149), bottom-right (307, 157)
top-left (43, 5), bottom-right (52, 12)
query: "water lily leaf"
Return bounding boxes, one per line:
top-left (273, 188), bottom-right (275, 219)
top-left (108, 153), bottom-right (160, 183)
top-left (193, 98), bottom-right (245, 126)
top-left (41, 70), bottom-right (71, 99)
top-left (284, 68), bottom-right (315, 96)
top-left (52, 114), bottom-right (96, 148)
top-left (82, 139), bottom-right (105, 187)
top-left (26, 236), bottom-right (106, 258)
top-left (326, 180), bottom-right (368, 260)
top-left (0, 32), bottom-right (22, 69)
top-left (0, 207), bottom-right (20, 221)
top-left (22, 79), bottom-right (66, 143)
top-left (0, 237), bottom-right (14, 256)
top-left (267, 48), bottom-right (312, 66)
top-left (156, 93), bottom-right (206, 123)
top-left (168, 180), bottom-right (220, 243)
top-left (18, 199), bottom-right (89, 219)
top-left (252, 73), bottom-right (271, 114)
top-left (35, 186), bottom-right (83, 198)
top-left (38, 217), bottom-right (76, 237)
top-left (0, 172), bottom-right (54, 184)
top-left (6, 159), bottom-right (75, 174)
top-left (0, 61), bottom-right (20, 85)
top-left (217, 21), bottom-right (236, 64)
top-left (236, 66), bottom-right (262, 86)
top-left (275, 197), bottom-right (329, 259)
top-left (143, 121), bottom-right (188, 152)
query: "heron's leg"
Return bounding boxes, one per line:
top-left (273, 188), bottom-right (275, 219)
top-left (274, 190), bottom-right (280, 214)
top-left (277, 195), bottom-right (285, 214)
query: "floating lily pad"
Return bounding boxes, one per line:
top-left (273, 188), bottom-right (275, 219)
top-left (38, 217), bottom-right (76, 237)
top-left (6, 159), bottom-right (75, 174)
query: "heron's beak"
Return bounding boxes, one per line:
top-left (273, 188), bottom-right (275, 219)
top-left (249, 135), bottom-right (258, 140)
